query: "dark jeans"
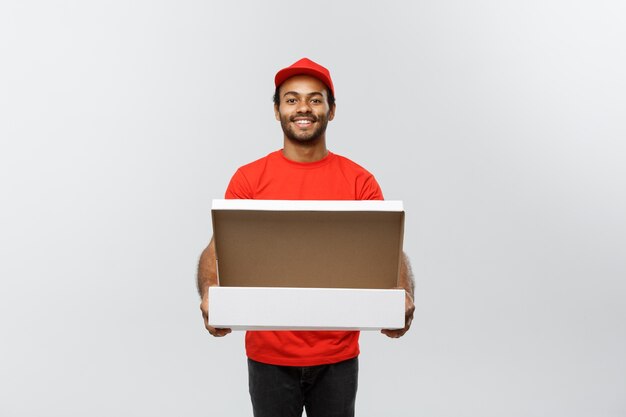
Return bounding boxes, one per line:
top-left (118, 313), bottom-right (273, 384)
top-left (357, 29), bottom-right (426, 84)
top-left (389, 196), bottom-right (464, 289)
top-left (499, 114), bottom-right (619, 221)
top-left (248, 357), bottom-right (359, 417)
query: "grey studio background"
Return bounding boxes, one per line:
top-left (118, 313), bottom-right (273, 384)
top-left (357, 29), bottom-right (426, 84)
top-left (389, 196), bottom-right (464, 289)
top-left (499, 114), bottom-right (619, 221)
top-left (1, 1), bottom-right (625, 416)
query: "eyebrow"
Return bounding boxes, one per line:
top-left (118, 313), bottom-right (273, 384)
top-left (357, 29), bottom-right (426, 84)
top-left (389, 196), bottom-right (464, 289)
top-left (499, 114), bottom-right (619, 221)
top-left (282, 91), bottom-right (324, 98)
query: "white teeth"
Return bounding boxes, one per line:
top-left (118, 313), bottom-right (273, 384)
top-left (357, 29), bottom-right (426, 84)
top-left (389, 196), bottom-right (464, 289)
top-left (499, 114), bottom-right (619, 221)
top-left (295, 120), bottom-right (312, 125)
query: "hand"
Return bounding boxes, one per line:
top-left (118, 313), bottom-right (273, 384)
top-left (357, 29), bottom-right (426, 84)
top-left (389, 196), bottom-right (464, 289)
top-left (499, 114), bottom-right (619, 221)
top-left (381, 290), bottom-right (414, 338)
top-left (200, 291), bottom-right (232, 337)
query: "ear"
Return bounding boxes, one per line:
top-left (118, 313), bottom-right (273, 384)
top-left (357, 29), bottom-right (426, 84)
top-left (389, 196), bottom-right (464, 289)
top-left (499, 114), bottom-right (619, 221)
top-left (328, 103), bottom-right (336, 121)
top-left (274, 104), bottom-right (280, 121)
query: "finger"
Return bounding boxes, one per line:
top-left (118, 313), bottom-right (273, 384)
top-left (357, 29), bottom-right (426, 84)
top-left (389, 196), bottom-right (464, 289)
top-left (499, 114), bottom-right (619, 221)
top-left (207, 325), bottom-right (231, 336)
top-left (212, 327), bottom-right (232, 337)
top-left (405, 311), bottom-right (414, 324)
top-left (402, 313), bottom-right (413, 332)
top-left (202, 311), bottom-right (210, 329)
top-left (381, 329), bottom-right (403, 338)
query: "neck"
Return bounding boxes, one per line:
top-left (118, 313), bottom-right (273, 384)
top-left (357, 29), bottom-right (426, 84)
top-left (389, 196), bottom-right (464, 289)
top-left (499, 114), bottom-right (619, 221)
top-left (282, 136), bottom-right (328, 163)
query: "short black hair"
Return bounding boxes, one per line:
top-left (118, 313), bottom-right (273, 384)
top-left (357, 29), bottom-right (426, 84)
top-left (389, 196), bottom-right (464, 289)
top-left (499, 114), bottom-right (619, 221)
top-left (273, 85), bottom-right (335, 109)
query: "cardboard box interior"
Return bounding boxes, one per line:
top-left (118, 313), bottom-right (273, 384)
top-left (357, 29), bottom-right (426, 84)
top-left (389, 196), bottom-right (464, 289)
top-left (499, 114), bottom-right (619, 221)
top-left (212, 200), bottom-right (405, 289)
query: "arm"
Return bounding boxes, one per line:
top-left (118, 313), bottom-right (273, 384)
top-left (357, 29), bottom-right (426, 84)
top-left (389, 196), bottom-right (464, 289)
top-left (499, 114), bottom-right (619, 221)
top-left (197, 237), bottom-right (231, 337)
top-left (381, 252), bottom-right (415, 338)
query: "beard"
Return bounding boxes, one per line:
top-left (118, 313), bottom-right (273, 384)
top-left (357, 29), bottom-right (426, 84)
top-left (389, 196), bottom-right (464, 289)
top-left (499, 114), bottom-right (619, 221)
top-left (279, 111), bottom-right (330, 144)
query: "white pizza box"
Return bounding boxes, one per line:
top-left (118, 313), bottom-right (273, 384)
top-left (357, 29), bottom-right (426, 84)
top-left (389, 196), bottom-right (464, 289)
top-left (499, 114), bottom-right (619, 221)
top-left (208, 287), bottom-right (406, 330)
top-left (209, 199), bottom-right (405, 330)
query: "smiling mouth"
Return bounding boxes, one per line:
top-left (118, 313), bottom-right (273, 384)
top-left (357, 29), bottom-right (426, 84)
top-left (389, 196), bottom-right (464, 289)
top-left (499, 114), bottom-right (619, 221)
top-left (292, 116), bottom-right (316, 127)
top-left (294, 120), bottom-right (313, 127)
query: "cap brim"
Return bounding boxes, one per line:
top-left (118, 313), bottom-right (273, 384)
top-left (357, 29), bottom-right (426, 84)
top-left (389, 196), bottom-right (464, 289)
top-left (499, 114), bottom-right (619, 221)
top-left (275, 67), bottom-right (334, 95)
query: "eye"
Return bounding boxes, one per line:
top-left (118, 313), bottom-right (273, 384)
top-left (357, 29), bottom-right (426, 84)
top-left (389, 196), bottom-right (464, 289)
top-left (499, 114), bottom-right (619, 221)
top-left (285, 98), bottom-right (297, 104)
top-left (311, 98), bottom-right (322, 104)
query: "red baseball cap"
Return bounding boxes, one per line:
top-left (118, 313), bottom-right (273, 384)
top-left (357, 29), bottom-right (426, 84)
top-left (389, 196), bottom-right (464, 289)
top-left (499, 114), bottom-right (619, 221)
top-left (274, 58), bottom-right (335, 96)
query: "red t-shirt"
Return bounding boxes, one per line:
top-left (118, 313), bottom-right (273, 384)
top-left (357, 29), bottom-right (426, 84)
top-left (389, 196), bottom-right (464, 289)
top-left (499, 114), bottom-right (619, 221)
top-left (225, 150), bottom-right (384, 366)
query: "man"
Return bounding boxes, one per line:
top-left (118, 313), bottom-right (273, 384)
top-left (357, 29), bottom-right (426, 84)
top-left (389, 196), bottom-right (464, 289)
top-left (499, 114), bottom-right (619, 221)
top-left (197, 58), bottom-right (415, 417)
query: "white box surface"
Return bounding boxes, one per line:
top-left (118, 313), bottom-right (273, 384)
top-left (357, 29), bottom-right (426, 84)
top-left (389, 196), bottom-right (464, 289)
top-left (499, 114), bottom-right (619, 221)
top-left (209, 287), bottom-right (405, 330)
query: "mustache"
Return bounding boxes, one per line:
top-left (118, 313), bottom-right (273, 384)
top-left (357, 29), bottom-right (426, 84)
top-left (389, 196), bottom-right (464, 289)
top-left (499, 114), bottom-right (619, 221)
top-left (290, 114), bottom-right (318, 122)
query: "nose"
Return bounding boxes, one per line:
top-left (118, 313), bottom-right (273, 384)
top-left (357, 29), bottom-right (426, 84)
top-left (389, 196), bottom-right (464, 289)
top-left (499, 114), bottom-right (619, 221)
top-left (296, 100), bottom-right (312, 113)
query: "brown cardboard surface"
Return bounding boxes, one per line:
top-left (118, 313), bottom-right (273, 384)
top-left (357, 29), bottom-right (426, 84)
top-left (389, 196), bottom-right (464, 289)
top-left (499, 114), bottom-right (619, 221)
top-left (212, 208), bottom-right (404, 289)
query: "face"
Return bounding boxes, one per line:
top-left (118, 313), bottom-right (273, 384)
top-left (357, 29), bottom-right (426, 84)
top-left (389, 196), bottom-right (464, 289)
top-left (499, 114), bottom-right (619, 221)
top-left (274, 75), bottom-right (335, 143)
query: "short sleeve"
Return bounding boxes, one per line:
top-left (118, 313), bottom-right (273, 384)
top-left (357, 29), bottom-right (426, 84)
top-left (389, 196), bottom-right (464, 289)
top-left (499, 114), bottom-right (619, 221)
top-left (225, 168), bottom-right (253, 199)
top-left (358, 175), bottom-right (384, 200)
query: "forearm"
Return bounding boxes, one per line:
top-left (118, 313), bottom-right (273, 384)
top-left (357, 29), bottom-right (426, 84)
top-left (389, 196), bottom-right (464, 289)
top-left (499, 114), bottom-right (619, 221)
top-left (381, 252), bottom-right (415, 338)
top-left (197, 237), bottom-right (218, 298)
top-left (197, 237), bottom-right (230, 336)
top-left (399, 252), bottom-right (415, 298)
